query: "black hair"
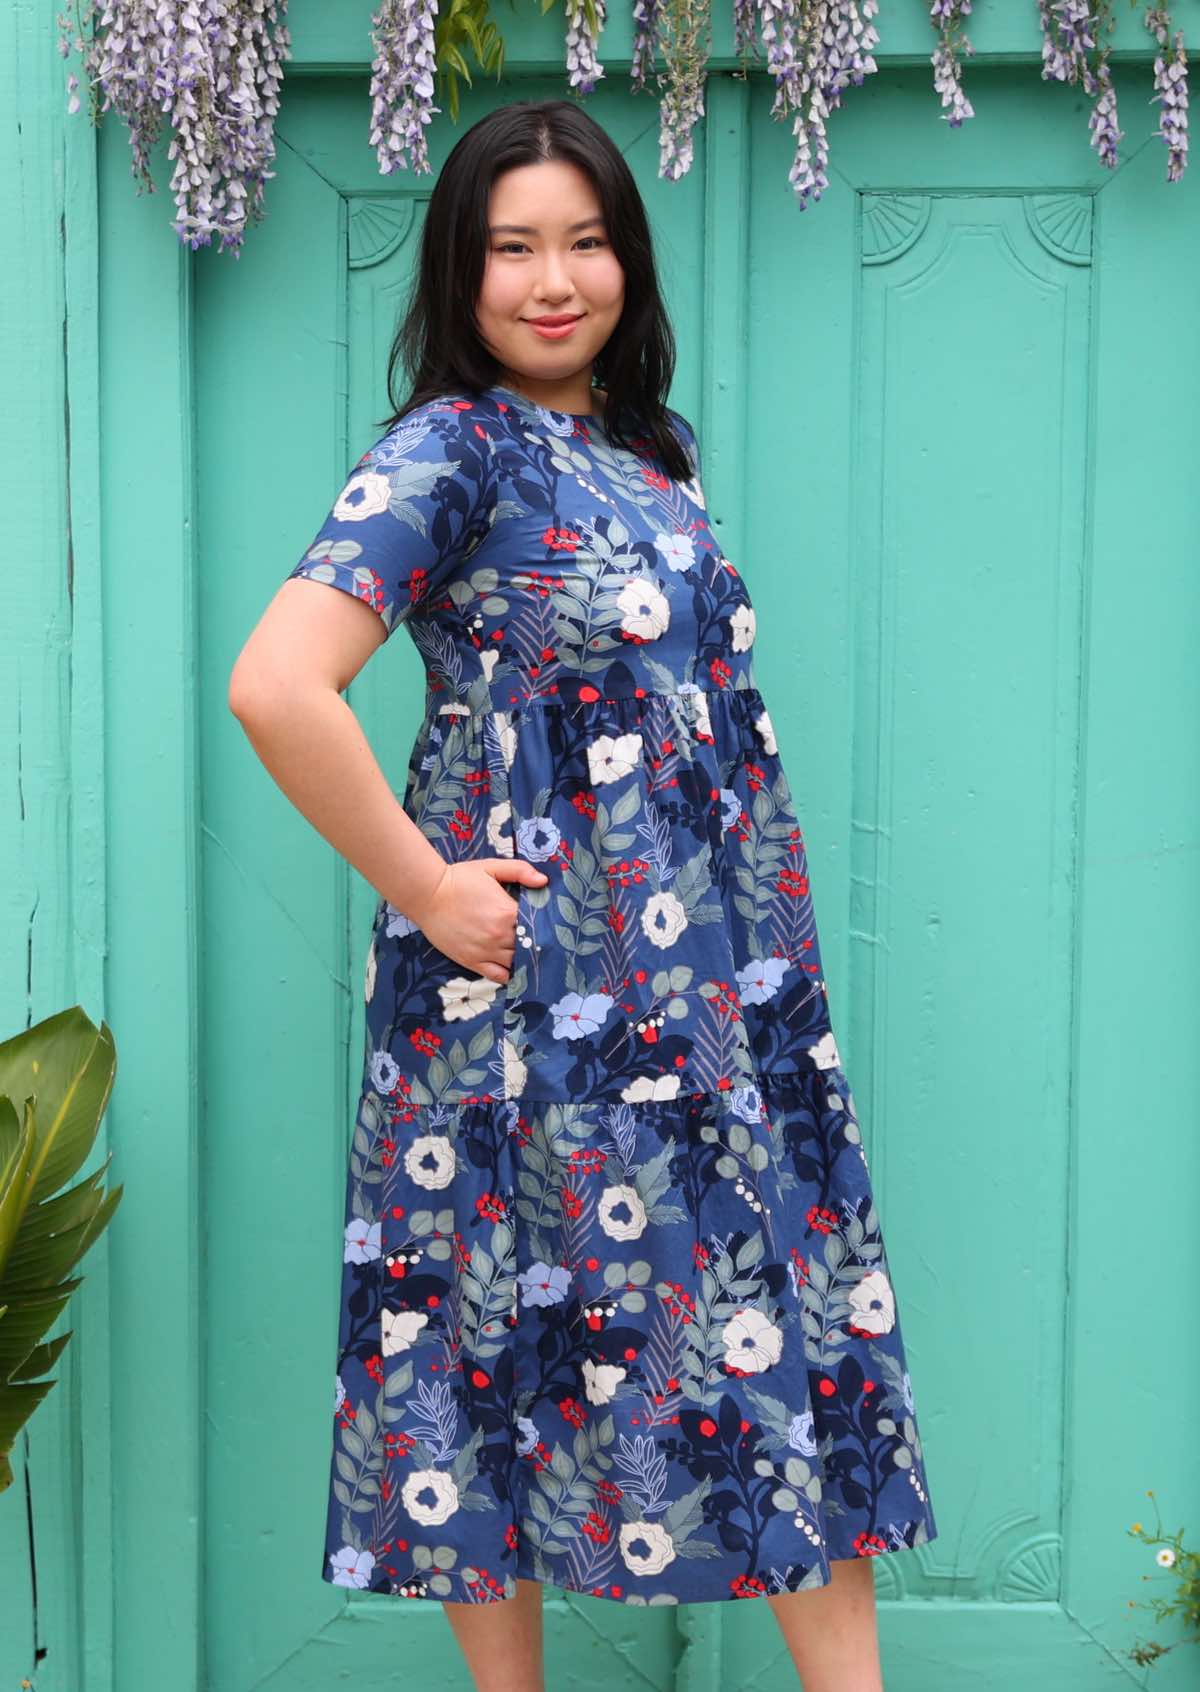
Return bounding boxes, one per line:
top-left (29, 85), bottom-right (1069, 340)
top-left (375, 97), bottom-right (692, 482)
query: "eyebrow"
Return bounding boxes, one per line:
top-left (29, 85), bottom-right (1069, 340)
top-left (488, 218), bottom-right (605, 235)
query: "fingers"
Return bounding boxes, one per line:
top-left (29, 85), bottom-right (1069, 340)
top-left (484, 857), bottom-right (549, 888)
top-left (479, 960), bottom-right (510, 985)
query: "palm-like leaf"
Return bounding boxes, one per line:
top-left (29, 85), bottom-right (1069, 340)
top-left (0, 1007), bottom-right (122, 1492)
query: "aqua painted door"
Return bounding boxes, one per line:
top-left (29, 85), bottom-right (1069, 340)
top-left (187, 56), bottom-right (1200, 1692)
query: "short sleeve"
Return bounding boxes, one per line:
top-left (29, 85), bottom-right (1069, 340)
top-left (286, 397), bottom-right (496, 639)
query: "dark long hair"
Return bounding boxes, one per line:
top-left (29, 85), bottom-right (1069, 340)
top-left (375, 98), bottom-right (692, 482)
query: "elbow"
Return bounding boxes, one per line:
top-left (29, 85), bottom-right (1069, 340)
top-left (227, 654), bottom-right (270, 725)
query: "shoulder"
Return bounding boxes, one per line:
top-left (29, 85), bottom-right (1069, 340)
top-left (363, 392), bottom-right (498, 504)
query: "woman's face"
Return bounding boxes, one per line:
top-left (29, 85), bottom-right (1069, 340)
top-left (476, 158), bottom-right (625, 402)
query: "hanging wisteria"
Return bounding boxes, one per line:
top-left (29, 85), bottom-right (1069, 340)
top-left (57, 0), bottom-right (292, 255)
top-left (58, 0), bottom-right (1191, 256)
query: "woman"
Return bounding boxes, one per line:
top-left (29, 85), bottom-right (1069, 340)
top-left (229, 97), bottom-right (937, 1692)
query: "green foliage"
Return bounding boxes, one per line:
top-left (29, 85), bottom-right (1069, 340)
top-left (0, 1006), bottom-right (122, 1492)
top-left (1125, 1490), bottom-right (1200, 1668)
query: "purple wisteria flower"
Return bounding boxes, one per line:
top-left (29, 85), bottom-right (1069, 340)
top-left (1038, 0), bottom-right (1125, 170)
top-left (773, 0), bottom-right (881, 211)
top-left (369, 0), bottom-right (441, 176)
top-left (1146, 7), bottom-right (1189, 182)
top-left (929, 1), bottom-right (976, 129)
top-left (58, 0), bottom-right (292, 256)
top-left (565, 0), bottom-right (607, 95)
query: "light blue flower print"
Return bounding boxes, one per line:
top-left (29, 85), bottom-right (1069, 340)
top-left (370, 1049), bottom-right (401, 1092)
top-left (344, 1218), bottom-right (381, 1264)
top-left (516, 817), bottom-right (561, 862)
top-left (383, 902), bottom-right (419, 939)
top-left (719, 787), bottom-right (741, 829)
top-left (420, 723), bottom-right (445, 773)
top-left (517, 1262), bottom-right (572, 1307)
top-left (730, 1084), bottom-right (763, 1124)
top-left (736, 957), bottom-right (788, 1006)
top-left (329, 1546), bottom-right (375, 1587)
top-left (515, 1417), bottom-right (538, 1457)
top-left (548, 991), bottom-right (616, 1040)
top-left (788, 1411), bottom-right (817, 1455)
top-left (657, 531), bottom-right (696, 573)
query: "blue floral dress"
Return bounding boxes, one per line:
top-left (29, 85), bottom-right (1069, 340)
top-left (287, 382), bottom-right (939, 1605)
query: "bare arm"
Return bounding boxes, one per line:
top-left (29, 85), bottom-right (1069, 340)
top-left (227, 577), bottom-right (545, 984)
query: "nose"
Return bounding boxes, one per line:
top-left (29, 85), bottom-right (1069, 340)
top-left (533, 249), bottom-right (575, 301)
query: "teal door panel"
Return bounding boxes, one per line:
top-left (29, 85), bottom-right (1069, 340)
top-left (189, 56), bottom-right (1200, 1692)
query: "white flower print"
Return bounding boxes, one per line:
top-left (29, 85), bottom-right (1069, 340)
top-left (582, 1358), bottom-right (627, 1405)
top-left (439, 975), bottom-right (501, 1022)
top-left (502, 1036), bottom-right (527, 1098)
top-left (729, 604), bottom-right (756, 652)
top-left (333, 468), bottom-right (390, 521)
top-left (382, 1308), bottom-right (429, 1356)
top-left (492, 712), bottom-right (518, 770)
top-left (619, 1520), bottom-right (677, 1576)
top-left (621, 1074), bottom-right (681, 1103)
top-left (617, 578), bottom-right (670, 642)
top-left (679, 473), bottom-right (706, 511)
top-left (364, 938), bottom-right (377, 1003)
top-left (598, 1183), bottom-right (648, 1241)
top-left (848, 1269), bottom-right (896, 1336)
top-left (480, 647), bottom-right (499, 682)
top-left (587, 732), bottom-right (643, 786)
top-left (755, 710), bottom-right (778, 756)
top-left (404, 1134), bottom-right (456, 1189)
top-left (656, 531), bottom-right (696, 573)
top-left (401, 1468), bottom-right (460, 1527)
top-left (486, 800), bottom-right (513, 854)
top-left (640, 890), bottom-right (688, 949)
top-left (334, 1372), bottom-right (346, 1414)
top-left (721, 1307), bottom-right (784, 1374)
top-left (807, 1030), bottom-right (841, 1069)
top-left (677, 681), bottom-right (713, 743)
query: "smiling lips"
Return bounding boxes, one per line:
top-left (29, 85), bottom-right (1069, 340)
top-left (526, 313), bottom-right (583, 338)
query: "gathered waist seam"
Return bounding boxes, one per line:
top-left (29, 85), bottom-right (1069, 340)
top-left (424, 680), bottom-right (764, 722)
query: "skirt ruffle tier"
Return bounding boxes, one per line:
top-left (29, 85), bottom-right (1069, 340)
top-left (323, 1064), bottom-right (938, 1604)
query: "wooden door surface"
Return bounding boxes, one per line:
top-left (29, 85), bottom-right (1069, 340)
top-left (94, 32), bottom-right (1196, 1692)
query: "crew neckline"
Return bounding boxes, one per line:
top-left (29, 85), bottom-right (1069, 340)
top-left (487, 381), bottom-right (609, 425)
